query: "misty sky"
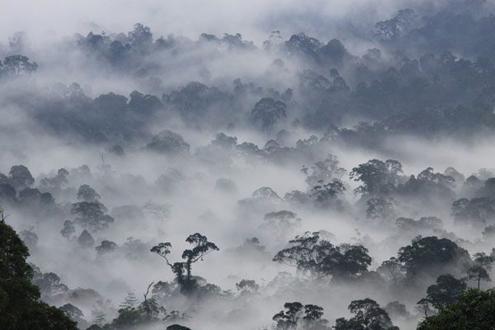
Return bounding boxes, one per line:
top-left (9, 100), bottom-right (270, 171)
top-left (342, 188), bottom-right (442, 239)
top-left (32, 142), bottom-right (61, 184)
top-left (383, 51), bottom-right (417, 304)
top-left (0, 0), bottom-right (422, 44)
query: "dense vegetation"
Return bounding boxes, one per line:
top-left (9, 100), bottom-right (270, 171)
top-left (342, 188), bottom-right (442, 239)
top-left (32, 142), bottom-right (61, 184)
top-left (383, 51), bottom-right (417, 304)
top-left (1, 0), bottom-right (495, 329)
top-left (0, 217), bottom-right (77, 329)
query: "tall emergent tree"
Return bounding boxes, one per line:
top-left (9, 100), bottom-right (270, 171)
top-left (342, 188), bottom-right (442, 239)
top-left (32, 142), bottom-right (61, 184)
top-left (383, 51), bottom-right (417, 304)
top-left (151, 233), bottom-right (219, 292)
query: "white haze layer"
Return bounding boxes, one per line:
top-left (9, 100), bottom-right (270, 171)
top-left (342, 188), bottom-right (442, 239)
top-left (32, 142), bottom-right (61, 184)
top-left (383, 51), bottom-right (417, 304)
top-left (0, 1), bottom-right (494, 330)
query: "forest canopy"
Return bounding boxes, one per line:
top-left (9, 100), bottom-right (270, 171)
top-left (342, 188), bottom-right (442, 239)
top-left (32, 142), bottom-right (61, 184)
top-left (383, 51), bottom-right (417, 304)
top-left (1, 0), bottom-right (495, 329)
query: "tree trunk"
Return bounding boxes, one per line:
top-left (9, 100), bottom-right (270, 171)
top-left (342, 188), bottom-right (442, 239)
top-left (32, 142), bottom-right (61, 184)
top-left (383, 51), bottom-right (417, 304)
top-left (186, 261), bottom-right (192, 282)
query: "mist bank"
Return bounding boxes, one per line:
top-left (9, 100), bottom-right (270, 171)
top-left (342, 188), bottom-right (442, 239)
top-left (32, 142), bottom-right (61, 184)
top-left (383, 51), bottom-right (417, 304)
top-left (1, 1), bottom-right (495, 330)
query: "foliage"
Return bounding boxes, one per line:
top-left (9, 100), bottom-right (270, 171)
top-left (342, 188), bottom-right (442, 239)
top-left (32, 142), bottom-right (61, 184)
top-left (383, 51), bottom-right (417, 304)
top-left (397, 236), bottom-right (471, 280)
top-left (424, 274), bottom-right (466, 310)
top-left (334, 298), bottom-right (398, 330)
top-left (273, 231), bottom-right (371, 280)
top-left (0, 220), bottom-right (77, 329)
top-left (350, 159), bottom-right (403, 196)
top-left (418, 289), bottom-right (495, 330)
top-left (273, 302), bottom-right (330, 330)
top-left (151, 233), bottom-right (219, 293)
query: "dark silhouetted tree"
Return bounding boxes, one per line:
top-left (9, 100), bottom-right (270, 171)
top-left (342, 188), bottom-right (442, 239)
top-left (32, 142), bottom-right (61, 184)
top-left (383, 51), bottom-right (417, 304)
top-left (424, 274), bottom-right (466, 310)
top-left (334, 298), bottom-right (398, 330)
top-left (250, 97), bottom-right (287, 132)
top-left (274, 231), bottom-right (371, 281)
top-left (1, 55), bottom-right (37, 77)
top-left (77, 184), bottom-right (101, 202)
top-left (0, 219), bottom-right (77, 329)
top-left (350, 159), bottom-right (402, 196)
top-left (273, 302), bottom-right (330, 330)
top-left (397, 236), bottom-right (471, 281)
top-left (418, 289), bottom-right (495, 329)
top-left (9, 165), bottom-right (34, 190)
top-left (151, 233), bottom-right (219, 292)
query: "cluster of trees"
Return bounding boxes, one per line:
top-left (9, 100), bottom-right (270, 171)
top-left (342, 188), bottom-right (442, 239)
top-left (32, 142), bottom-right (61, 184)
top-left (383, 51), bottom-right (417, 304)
top-left (2, 1), bottom-right (495, 146)
top-left (2, 153), bottom-right (495, 329)
top-left (0, 165), bottom-right (56, 215)
top-left (0, 217), bottom-right (77, 329)
top-left (0, 164), bottom-right (117, 251)
top-left (273, 231), bottom-right (371, 281)
top-left (271, 298), bottom-right (398, 330)
top-left (418, 289), bottom-right (495, 329)
top-left (272, 302), bottom-right (330, 330)
top-left (3, 0), bottom-right (495, 329)
top-left (0, 55), bottom-right (37, 78)
top-left (4, 200), bottom-right (495, 330)
top-left (70, 184), bottom-right (114, 233)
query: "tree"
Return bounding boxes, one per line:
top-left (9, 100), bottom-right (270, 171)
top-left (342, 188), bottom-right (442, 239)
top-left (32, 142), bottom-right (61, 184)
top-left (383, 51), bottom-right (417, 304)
top-left (95, 240), bottom-right (118, 255)
top-left (166, 325), bottom-right (191, 330)
top-left (467, 252), bottom-right (493, 289)
top-left (250, 97), bottom-right (287, 132)
top-left (467, 265), bottom-right (490, 289)
top-left (128, 23), bottom-right (153, 52)
top-left (146, 130), bottom-right (190, 155)
top-left (273, 302), bottom-right (330, 330)
top-left (273, 232), bottom-right (372, 281)
top-left (39, 168), bottom-right (69, 194)
top-left (71, 201), bottom-right (114, 232)
top-left (236, 279), bottom-right (259, 295)
top-left (397, 236), bottom-right (471, 281)
top-left (418, 289), bottom-right (495, 329)
top-left (473, 252), bottom-right (495, 269)
top-left (109, 283), bottom-right (166, 329)
top-left (60, 220), bottom-right (76, 239)
top-left (334, 298), bottom-right (398, 330)
top-left (0, 55), bottom-right (37, 77)
top-left (350, 159), bottom-right (402, 196)
top-left (424, 274), bottom-right (466, 310)
top-left (59, 304), bottom-right (85, 326)
top-left (78, 230), bottom-right (95, 248)
top-left (309, 179), bottom-right (346, 209)
top-left (302, 155), bottom-right (346, 187)
top-left (376, 257), bottom-right (405, 284)
top-left (128, 91), bottom-right (162, 115)
top-left (31, 267), bottom-right (69, 301)
top-left (0, 184), bottom-right (16, 204)
top-left (366, 197), bottom-right (396, 221)
top-left (0, 219), bottom-right (77, 329)
top-left (452, 197), bottom-right (495, 226)
top-left (400, 167), bottom-right (455, 201)
top-left (77, 184), bottom-right (101, 202)
top-left (18, 188), bottom-right (55, 210)
top-left (0, 207), bottom-right (6, 223)
top-left (8, 165), bottom-right (34, 190)
top-left (151, 233), bottom-right (219, 292)
top-left (416, 298), bottom-right (433, 319)
top-left (258, 210), bottom-right (301, 242)
top-left (374, 8), bottom-right (418, 41)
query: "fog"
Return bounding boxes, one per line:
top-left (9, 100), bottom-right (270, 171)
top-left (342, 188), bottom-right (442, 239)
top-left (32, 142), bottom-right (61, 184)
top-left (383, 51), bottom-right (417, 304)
top-left (1, 1), bottom-right (495, 330)
top-left (0, 0), bottom-right (419, 42)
